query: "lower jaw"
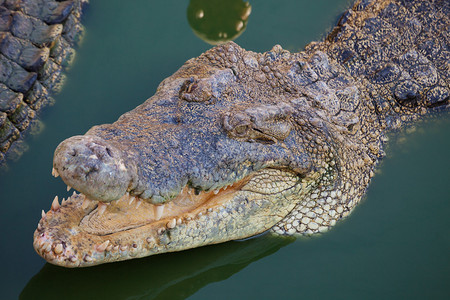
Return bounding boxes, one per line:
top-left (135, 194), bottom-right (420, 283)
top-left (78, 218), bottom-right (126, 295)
top-left (34, 169), bottom-right (304, 267)
top-left (33, 178), bottom-right (254, 267)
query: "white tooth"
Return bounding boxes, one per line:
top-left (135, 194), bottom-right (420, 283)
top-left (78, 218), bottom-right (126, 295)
top-left (213, 189), bottom-right (219, 195)
top-left (135, 199), bottom-right (142, 208)
top-left (223, 186), bottom-right (227, 190)
top-left (188, 189), bottom-right (192, 195)
top-left (177, 218), bottom-right (182, 225)
top-left (43, 242), bottom-right (51, 252)
top-left (61, 198), bottom-right (66, 205)
top-left (52, 167), bottom-right (59, 178)
top-left (97, 202), bottom-right (108, 216)
top-left (129, 196), bottom-right (135, 205)
top-left (167, 218), bottom-right (176, 229)
top-left (41, 210), bottom-right (46, 218)
top-left (96, 240), bottom-right (109, 252)
top-left (66, 185), bottom-right (71, 192)
top-left (54, 243), bottom-right (63, 254)
top-left (154, 205), bottom-right (164, 220)
top-left (72, 191), bottom-right (77, 196)
top-left (51, 196), bottom-right (60, 211)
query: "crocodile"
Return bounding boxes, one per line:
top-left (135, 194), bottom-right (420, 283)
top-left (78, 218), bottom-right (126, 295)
top-left (34, 0), bottom-right (449, 267)
top-left (0, 0), bottom-right (87, 166)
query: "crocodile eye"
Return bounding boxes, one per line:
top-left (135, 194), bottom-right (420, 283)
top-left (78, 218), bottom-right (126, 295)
top-left (222, 103), bottom-right (294, 144)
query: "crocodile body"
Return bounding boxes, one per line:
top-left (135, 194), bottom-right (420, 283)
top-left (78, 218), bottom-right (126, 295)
top-left (0, 0), bottom-right (87, 165)
top-left (34, 0), bottom-right (449, 267)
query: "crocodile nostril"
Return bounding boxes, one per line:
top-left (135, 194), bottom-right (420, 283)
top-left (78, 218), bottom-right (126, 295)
top-left (105, 147), bottom-right (113, 157)
top-left (53, 135), bottom-right (136, 202)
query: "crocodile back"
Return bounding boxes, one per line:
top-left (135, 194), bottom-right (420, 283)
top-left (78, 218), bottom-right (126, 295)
top-left (315, 0), bottom-right (449, 129)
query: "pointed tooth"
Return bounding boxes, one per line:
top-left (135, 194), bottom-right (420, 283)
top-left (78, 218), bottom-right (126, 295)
top-left (128, 196), bottom-right (135, 205)
top-left (72, 191), bottom-right (77, 196)
top-left (41, 210), bottom-right (46, 218)
top-left (96, 240), bottom-right (110, 252)
top-left (154, 205), bottom-right (164, 220)
top-left (37, 223), bottom-right (43, 230)
top-left (223, 186), bottom-right (227, 190)
top-left (51, 196), bottom-right (60, 211)
top-left (69, 256), bottom-right (78, 263)
top-left (54, 243), bottom-right (63, 254)
top-left (52, 167), bottom-right (59, 178)
top-left (66, 185), bottom-right (71, 192)
top-left (84, 255), bottom-right (93, 262)
top-left (43, 242), bottom-right (51, 252)
top-left (135, 199), bottom-right (142, 208)
top-left (167, 218), bottom-right (176, 229)
top-left (177, 218), bottom-right (182, 225)
top-left (61, 198), bottom-right (66, 205)
top-left (213, 189), bottom-right (219, 195)
top-left (97, 202), bottom-right (108, 216)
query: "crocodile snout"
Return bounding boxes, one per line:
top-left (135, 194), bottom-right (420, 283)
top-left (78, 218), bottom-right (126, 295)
top-left (53, 135), bottom-right (136, 202)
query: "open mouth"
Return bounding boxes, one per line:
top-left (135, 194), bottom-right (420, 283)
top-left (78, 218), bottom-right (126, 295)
top-left (34, 167), bottom-right (301, 267)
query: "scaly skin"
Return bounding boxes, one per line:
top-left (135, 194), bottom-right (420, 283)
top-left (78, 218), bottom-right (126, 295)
top-left (34, 0), bottom-right (449, 267)
top-left (0, 0), bottom-right (87, 166)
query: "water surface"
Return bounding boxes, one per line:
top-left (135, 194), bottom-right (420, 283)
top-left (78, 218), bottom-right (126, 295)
top-left (0, 1), bottom-right (448, 299)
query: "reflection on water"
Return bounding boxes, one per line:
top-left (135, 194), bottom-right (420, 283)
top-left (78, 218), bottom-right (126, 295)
top-left (187, 0), bottom-right (251, 45)
top-left (20, 234), bottom-right (293, 300)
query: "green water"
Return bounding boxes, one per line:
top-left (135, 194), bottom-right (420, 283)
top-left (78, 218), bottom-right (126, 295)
top-left (0, 0), bottom-right (449, 299)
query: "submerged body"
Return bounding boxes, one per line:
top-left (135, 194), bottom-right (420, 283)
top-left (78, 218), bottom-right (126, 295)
top-left (0, 0), bottom-right (87, 165)
top-left (34, 0), bottom-right (449, 267)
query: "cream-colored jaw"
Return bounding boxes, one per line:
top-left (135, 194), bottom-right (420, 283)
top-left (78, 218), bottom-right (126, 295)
top-left (35, 168), bottom-right (302, 267)
top-left (78, 178), bottom-right (250, 235)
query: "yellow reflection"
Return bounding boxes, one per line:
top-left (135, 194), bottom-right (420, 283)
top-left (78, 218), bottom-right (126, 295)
top-left (187, 0), bottom-right (252, 45)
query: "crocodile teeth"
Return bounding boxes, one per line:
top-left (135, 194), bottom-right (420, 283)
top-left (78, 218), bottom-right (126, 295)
top-left (51, 196), bottom-right (60, 211)
top-left (43, 242), bottom-right (51, 252)
top-left (167, 218), bottom-right (176, 229)
top-left (66, 185), bottom-right (71, 192)
top-left (96, 240), bottom-right (110, 252)
top-left (52, 167), bottom-right (59, 178)
top-left (97, 202), bottom-right (108, 216)
top-left (41, 210), bottom-right (46, 218)
top-left (54, 243), bottom-right (63, 254)
top-left (154, 205), bottom-right (165, 220)
top-left (213, 189), bottom-right (219, 194)
top-left (128, 196), bottom-right (135, 205)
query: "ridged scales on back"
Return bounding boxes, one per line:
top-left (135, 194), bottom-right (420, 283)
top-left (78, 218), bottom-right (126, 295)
top-left (0, 0), bottom-right (87, 166)
top-left (267, 0), bottom-right (450, 234)
top-left (33, 0), bottom-right (449, 267)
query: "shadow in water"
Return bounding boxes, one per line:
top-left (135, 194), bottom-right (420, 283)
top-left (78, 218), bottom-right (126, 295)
top-left (187, 0), bottom-right (251, 45)
top-left (21, 234), bottom-right (293, 300)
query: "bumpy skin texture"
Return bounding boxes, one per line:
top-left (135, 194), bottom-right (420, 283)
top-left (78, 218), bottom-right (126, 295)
top-left (34, 0), bottom-right (449, 267)
top-left (0, 0), bottom-right (87, 166)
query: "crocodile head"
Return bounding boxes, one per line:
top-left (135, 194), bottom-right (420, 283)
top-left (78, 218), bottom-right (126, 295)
top-left (34, 42), bottom-right (341, 267)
